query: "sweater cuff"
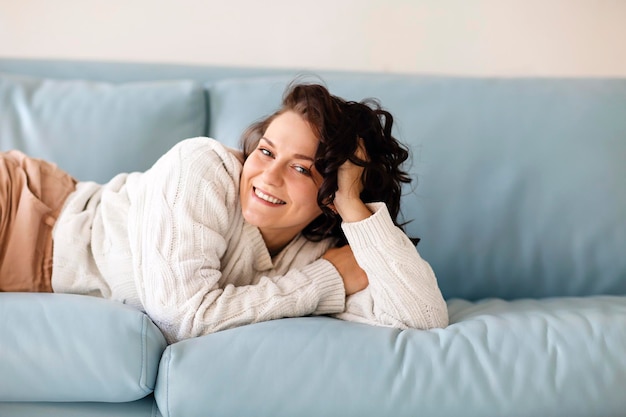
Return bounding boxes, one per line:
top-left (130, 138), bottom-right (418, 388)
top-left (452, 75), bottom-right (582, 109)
top-left (300, 259), bottom-right (346, 315)
top-left (341, 203), bottom-right (401, 250)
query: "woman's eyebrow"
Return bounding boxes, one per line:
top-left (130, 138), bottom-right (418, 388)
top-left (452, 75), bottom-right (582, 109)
top-left (260, 137), bottom-right (315, 162)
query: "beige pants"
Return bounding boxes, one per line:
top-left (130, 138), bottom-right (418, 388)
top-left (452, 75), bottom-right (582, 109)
top-left (0, 151), bottom-right (76, 292)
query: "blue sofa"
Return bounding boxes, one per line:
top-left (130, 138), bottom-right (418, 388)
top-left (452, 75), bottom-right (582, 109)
top-left (1, 58), bottom-right (625, 417)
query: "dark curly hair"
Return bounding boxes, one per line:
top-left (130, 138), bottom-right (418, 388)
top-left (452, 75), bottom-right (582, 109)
top-left (240, 81), bottom-right (417, 246)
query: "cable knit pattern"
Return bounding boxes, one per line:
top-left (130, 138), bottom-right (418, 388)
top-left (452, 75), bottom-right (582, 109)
top-left (336, 203), bottom-right (449, 329)
top-left (52, 137), bottom-right (448, 343)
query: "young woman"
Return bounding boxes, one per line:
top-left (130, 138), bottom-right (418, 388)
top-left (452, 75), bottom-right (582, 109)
top-left (0, 82), bottom-right (448, 343)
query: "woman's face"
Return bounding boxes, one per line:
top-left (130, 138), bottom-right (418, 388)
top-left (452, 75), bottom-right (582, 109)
top-left (240, 110), bottom-right (323, 253)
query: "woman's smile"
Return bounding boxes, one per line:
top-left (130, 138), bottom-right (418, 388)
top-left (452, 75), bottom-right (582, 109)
top-left (252, 187), bottom-right (286, 205)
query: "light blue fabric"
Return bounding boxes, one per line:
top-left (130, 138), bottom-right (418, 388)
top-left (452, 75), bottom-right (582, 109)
top-left (208, 75), bottom-right (626, 300)
top-left (157, 298), bottom-right (626, 417)
top-left (0, 396), bottom-right (161, 417)
top-left (0, 293), bottom-right (166, 402)
top-left (0, 72), bottom-right (206, 183)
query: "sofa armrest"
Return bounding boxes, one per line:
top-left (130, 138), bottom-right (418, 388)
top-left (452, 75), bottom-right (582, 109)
top-left (0, 293), bottom-right (166, 402)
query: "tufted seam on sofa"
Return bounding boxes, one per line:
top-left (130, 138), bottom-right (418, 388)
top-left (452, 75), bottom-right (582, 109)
top-left (140, 315), bottom-right (147, 393)
top-left (166, 347), bottom-right (172, 417)
top-left (151, 396), bottom-right (161, 417)
top-left (139, 315), bottom-right (155, 395)
top-left (155, 346), bottom-right (172, 417)
top-left (202, 89), bottom-right (211, 137)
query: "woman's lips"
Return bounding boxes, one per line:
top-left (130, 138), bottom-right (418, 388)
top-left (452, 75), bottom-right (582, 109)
top-left (253, 187), bottom-right (286, 205)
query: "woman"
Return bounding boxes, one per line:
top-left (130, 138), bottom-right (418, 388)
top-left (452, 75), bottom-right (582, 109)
top-left (0, 81), bottom-right (448, 343)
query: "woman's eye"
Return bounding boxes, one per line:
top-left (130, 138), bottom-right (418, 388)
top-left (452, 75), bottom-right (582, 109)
top-left (259, 148), bottom-right (273, 157)
top-left (294, 165), bottom-right (311, 176)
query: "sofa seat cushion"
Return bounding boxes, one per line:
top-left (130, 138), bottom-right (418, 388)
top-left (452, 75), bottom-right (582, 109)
top-left (0, 72), bottom-right (206, 183)
top-left (0, 396), bottom-right (160, 417)
top-left (155, 296), bottom-right (626, 417)
top-left (0, 293), bottom-right (167, 402)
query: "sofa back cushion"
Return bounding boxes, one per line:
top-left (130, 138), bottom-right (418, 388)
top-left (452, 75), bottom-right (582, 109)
top-left (208, 75), bottom-right (626, 300)
top-left (0, 72), bottom-right (206, 183)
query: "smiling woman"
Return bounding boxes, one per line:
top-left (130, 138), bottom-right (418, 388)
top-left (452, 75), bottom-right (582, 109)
top-left (0, 80), bottom-right (449, 343)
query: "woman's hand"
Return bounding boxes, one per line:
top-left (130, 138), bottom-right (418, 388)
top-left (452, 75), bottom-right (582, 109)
top-left (322, 245), bottom-right (369, 295)
top-left (332, 140), bottom-right (372, 223)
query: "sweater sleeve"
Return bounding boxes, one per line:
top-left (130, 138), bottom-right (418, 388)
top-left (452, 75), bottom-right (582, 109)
top-left (333, 203), bottom-right (449, 330)
top-left (128, 138), bottom-right (345, 343)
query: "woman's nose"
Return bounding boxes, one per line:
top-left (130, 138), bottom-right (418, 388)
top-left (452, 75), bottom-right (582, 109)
top-left (261, 162), bottom-right (284, 186)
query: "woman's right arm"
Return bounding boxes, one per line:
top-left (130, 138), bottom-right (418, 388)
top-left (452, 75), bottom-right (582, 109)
top-left (128, 138), bottom-right (345, 343)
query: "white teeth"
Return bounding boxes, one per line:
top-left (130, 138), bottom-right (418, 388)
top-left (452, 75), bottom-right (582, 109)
top-left (254, 188), bottom-right (286, 205)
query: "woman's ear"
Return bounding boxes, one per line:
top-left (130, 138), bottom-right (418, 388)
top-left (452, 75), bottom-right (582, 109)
top-left (354, 137), bottom-right (369, 164)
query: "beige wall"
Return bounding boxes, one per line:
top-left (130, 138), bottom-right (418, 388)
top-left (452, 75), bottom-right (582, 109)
top-left (1, 0), bottom-right (625, 76)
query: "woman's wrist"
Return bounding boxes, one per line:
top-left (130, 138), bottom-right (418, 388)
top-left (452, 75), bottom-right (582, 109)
top-left (334, 195), bottom-right (372, 223)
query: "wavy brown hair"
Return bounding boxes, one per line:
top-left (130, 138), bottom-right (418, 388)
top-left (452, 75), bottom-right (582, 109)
top-left (240, 81), bottom-right (417, 246)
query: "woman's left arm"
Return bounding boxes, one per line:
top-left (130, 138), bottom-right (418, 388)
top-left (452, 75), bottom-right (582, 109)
top-left (327, 147), bottom-right (448, 330)
top-left (336, 204), bottom-right (449, 330)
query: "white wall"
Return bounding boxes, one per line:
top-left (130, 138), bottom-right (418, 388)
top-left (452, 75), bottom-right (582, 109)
top-left (1, 0), bottom-right (625, 76)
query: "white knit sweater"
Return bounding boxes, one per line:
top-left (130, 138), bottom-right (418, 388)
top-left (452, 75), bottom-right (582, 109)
top-left (52, 137), bottom-right (448, 343)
